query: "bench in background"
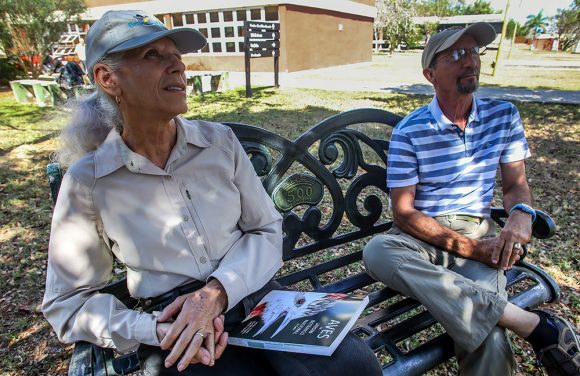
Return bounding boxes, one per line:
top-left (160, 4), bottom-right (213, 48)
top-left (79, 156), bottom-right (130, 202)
top-left (10, 79), bottom-right (66, 107)
top-left (9, 79), bottom-right (94, 106)
top-left (47, 108), bottom-right (559, 376)
top-left (186, 71), bottom-right (230, 95)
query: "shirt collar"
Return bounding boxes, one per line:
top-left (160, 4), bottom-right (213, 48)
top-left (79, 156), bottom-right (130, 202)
top-left (94, 128), bottom-right (124, 178)
top-left (428, 95), bottom-right (479, 131)
top-left (94, 117), bottom-right (211, 178)
top-left (177, 117), bottom-right (211, 149)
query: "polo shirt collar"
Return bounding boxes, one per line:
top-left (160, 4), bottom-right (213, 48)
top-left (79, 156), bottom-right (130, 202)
top-left (428, 95), bottom-right (479, 131)
top-left (94, 117), bottom-right (211, 178)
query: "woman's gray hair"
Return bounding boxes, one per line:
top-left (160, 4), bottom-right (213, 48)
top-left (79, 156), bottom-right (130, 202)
top-left (54, 53), bottom-right (124, 167)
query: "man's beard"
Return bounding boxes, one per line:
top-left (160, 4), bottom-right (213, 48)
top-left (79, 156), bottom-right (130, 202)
top-left (457, 72), bottom-right (479, 94)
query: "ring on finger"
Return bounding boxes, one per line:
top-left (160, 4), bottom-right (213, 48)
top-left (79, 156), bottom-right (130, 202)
top-left (194, 329), bottom-right (205, 339)
top-left (513, 242), bottom-right (522, 250)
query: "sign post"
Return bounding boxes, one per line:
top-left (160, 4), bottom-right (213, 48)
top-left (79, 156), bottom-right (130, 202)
top-left (244, 21), bottom-right (251, 98)
top-left (244, 21), bottom-right (280, 98)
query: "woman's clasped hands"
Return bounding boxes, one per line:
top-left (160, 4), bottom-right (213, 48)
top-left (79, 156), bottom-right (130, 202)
top-left (155, 279), bottom-right (229, 371)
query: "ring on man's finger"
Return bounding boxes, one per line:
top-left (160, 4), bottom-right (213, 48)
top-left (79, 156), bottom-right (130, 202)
top-left (513, 242), bottom-right (522, 250)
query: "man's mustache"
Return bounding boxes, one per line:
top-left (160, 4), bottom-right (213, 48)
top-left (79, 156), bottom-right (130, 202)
top-left (458, 69), bottom-right (479, 79)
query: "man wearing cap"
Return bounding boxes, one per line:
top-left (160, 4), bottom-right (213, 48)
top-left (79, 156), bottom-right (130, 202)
top-left (363, 22), bottom-right (579, 376)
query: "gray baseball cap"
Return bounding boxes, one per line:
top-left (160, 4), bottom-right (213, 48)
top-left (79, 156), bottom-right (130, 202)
top-left (86, 10), bottom-right (206, 81)
top-left (421, 22), bottom-right (496, 69)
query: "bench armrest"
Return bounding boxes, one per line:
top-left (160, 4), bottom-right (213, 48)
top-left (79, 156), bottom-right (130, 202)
top-left (67, 279), bottom-right (139, 375)
top-left (490, 207), bottom-right (556, 239)
top-left (68, 342), bottom-right (93, 376)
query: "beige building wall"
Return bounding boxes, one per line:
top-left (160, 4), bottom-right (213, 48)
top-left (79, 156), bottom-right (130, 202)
top-left (183, 54), bottom-right (276, 72)
top-left (184, 5), bottom-right (373, 73)
top-left (280, 5), bottom-right (372, 72)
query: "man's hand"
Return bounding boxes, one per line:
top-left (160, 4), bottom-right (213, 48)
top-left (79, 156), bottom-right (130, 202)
top-left (157, 280), bottom-right (228, 371)
top-left (497, 160), bottom-right (534, 270)
top-left (471, 238), bottom-right (501, 268)
top-left (492, 210), bottom-right (532, 270)
top-left (470, 211), bottom-right (531, 270)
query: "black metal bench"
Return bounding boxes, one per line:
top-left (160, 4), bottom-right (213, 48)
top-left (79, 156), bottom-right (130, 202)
top-left (47, 108), bottom-right (559, 376)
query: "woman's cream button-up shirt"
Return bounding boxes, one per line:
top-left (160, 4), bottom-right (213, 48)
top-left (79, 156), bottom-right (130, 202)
top-left (42, 118), bottom-right (283, 353)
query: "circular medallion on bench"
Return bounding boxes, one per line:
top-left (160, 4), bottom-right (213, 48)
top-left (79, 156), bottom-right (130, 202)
top-left (272, 173), bottom-right (324, 212)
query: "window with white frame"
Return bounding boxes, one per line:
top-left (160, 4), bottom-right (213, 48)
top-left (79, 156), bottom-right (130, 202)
top-left (53, 25), bottom-right (85, 58)
top-left (66, 24), bottom-right (81, 34)
top-left (171, 6), bottom-right (279, 54)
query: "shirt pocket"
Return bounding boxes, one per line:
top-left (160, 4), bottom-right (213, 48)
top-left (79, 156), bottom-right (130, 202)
top-left (182, 175), bottom-right (242, 262)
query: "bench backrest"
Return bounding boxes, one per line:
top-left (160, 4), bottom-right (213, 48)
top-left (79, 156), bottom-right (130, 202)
top-left (226, 108), bottom-right (402, 291)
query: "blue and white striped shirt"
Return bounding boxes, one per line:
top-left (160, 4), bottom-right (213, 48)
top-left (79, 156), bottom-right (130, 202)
top-left (387, 96), bottom-right (531, 217)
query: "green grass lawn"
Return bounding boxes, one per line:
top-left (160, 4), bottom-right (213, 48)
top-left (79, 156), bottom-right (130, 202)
top-left (0, 88), bottom-right (578, 375)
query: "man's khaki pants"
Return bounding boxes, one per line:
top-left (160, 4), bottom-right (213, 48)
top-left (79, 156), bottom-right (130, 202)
top-left (363, 215), bottom-right (516, 376)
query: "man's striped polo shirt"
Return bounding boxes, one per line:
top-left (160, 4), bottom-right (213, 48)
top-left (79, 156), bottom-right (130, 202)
top-left (387, 96), bottom-right (531, 217)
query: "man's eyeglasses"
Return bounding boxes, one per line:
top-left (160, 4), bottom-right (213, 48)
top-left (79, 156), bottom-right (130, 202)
top-left (434, 46), bottom-right (486, 65)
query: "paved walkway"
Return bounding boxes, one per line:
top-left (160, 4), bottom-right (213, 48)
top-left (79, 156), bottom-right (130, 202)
top-left (224, 72), bottom-right (580, 105)
top-left (378, 83), bottom-right (580, 105)
top-left (503, 59), bottom-right (580, 69)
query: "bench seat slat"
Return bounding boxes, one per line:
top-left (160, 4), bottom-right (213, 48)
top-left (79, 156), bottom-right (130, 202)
top-left (283, 222), bottom-right (393, 261)
top-left (379, 335), bottom-right (454, 376)
top-left (358, 297), bottom-right (423, 329)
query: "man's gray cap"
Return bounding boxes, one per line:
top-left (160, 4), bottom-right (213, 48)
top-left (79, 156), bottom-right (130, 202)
top-left (86, 10), bottom-right (206, 81)
top-left (421, 22), bottom-right (497, 69)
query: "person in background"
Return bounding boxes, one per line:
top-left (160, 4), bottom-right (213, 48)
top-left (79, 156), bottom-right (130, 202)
top-left (74, 37), bottom-right (87, 72)
top-left (42, 10), bottom-right (382, 376)
top-left (363, 23), bottom-right (579, 376)
top-left (42, 54), bottom-right (63, 74)
top-left (58, 60), bottom-right (85, 90)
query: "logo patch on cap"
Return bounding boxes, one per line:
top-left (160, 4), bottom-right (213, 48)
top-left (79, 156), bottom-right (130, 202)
top-left (128, 14), bottom-right (164, 28)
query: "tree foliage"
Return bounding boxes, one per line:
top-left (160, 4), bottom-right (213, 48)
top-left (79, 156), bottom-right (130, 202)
top-left (0, 0), bottom-right (85, 78)
top-left (414, 0), bottom-right (497, 17)
top-left (460, 0), bottom-right (499, 15)
top-left (422, 21), bottom-right (440, 37)
top-left (554, 0), bottom-right (579, 51)
top-left (524, 10), bottom-right (549, 37)
top-left (506, 19), bottom-right (528, 39)
top-left (375, 0), bottom-right (499, 51)
top-left (375, 0), bottom-right (418, 53)
top-left (415, 0), bottom-right (461, 17)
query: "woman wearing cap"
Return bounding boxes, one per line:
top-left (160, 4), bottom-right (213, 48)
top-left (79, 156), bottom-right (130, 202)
top-left (42, 10), bottom-right (382, 376)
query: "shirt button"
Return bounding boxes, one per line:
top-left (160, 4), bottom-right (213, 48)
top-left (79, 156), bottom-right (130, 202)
top-left (164, 175), bottom-right (171, 180)
top-left (182, 215), bottom-right (189, 221)
top-left (200, 256), bottom-right (207, 264)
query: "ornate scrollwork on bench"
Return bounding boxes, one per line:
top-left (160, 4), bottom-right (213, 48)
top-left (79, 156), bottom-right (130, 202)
top-left (226, 108), bottom-right (401, 262)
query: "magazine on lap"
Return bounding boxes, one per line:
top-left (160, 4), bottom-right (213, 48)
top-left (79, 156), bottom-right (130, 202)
top-left (228, 290), bottom-right (369, 356)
